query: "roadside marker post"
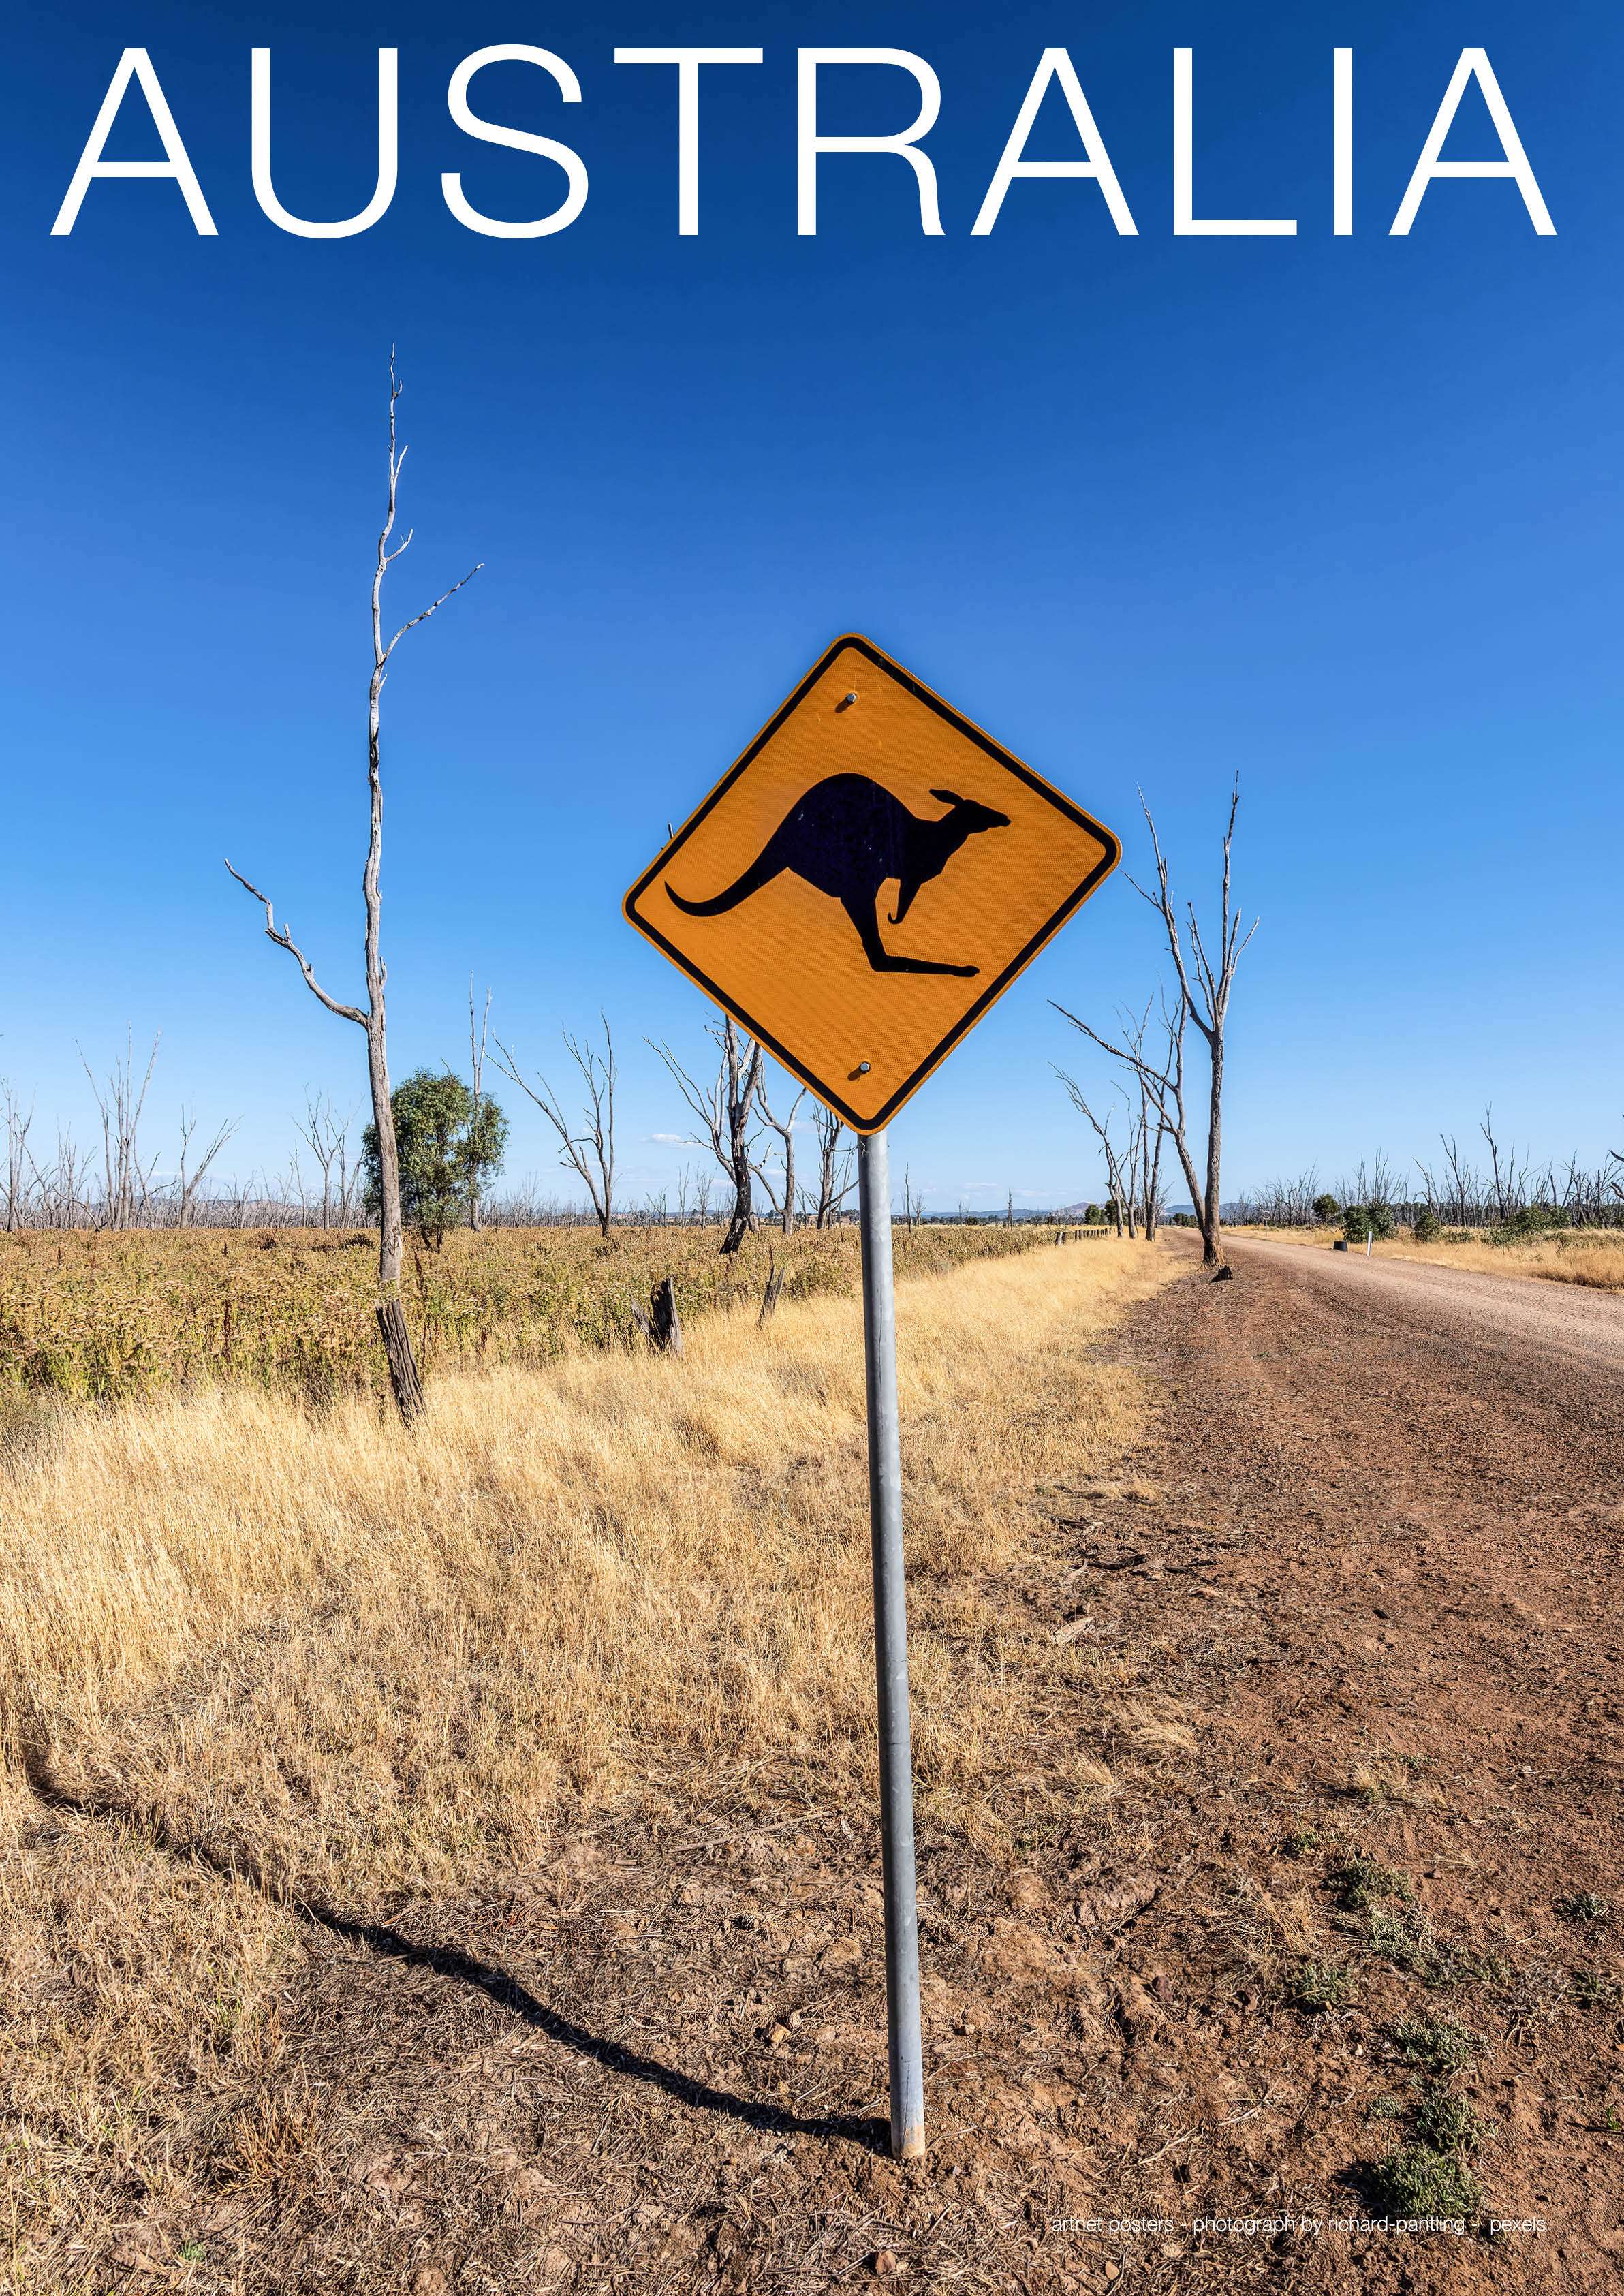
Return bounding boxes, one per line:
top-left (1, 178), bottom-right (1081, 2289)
top-left (624, 633), bottom-right (1120, 2157)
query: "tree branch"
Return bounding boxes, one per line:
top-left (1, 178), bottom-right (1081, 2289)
top-left (223, 861), bottom-right (366, 1025)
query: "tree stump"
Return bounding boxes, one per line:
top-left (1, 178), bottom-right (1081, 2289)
top-left (759, 1254), bottom-right (787, 1324)
top-left (376, 1296), bottom-right (427, 1420)
top-left (651, 1277), bottom-right (683, 1356)
top-left (634, 1279), bottom-right (684, 1355)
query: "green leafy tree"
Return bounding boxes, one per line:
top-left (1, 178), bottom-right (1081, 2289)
top-left (1313, 1193), bottom-right (1341, 1225)
top-left (363, 1069), bottom-right (506, 1253)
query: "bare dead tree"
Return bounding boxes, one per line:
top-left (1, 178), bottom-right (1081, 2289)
top-left (225, 358), bottom-right (479, 1418)
top-left (1116, 995), bottom-right (1169, 1241)
top-left (27, 1126), bottom-right (92, 1228)
top-left (80, 1031), bottom-right (161, 1231)
top-left (1478, 1103), bottom-right (1530, 1225)
top-left (175, 1104), bottom-right (239, 1227)
top-left (468, 979), bottom-right (493, 1228)
top-left (1055, 1072), bottom-right (1138, 1237)
top-left (751, 1064), bottom-right (807, 1236)
top-left (292, 1091), bottom-right (357, 1230)
top-left (1, 1081), bottom-right (33, 1232)
top-left (805, 1100), bottom-right (857, 1230)
top-left (653, 1018), bottom-right (762, 1254)
top-left (497, 1018), bottom-right (617, 1237)
top-left (1055, 782), bottom-right (1255, 1267)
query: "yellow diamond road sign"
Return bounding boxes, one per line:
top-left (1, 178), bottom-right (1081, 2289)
top-left (623, 634), bottom-right (1121, 1133)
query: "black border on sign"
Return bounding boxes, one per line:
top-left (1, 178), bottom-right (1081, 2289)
top-left (623, 633), bottom-right (1122, 1134)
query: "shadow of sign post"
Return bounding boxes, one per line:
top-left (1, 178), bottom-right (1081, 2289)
top-left (624, 631), bottom-right (1121, 2158)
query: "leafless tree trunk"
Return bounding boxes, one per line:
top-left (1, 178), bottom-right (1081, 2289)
top-left (752, 1065), bottom-right (806, 1235)
top-left (176, 1104), bottom-right (238, 1227)
top-left (1, 1082), bottom-right (33, 1232)
top-left (81, 1031), bottom-right (161, 1230)
top-left (1055, 782), bottom-right (1255, 1268)
top-left (293, 1092), bottom-right (356, 1230)
top-left (1479, 1104), bottom-right (1529, 1225)
top-left (497, 1018), bottom-right (616, 1237)
top-left (29, 1126), bottom-right (92, 1229)
top-left (225, 356), bottom-right (479, 1419)
top-left (653, 1018), bottom-right (762, 1254)
top-left (1055, 1074), bottom-right (1135, 1237)
top-left (807, 1101), bottom-right (857, 1230)
top-left (468, 980), bottom-right (492, 1228)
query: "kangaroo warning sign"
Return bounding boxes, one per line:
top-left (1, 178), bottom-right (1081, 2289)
top-left (623, 634), bottom-right (1120, 1132)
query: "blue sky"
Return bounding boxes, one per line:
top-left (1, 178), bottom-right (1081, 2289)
top-left (2, 2), bottom-right (1618, 1213)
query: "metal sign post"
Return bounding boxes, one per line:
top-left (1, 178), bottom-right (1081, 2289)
top-left (857, 1123), bottom-right (925, 2159)
top-left (623, 630), bottom-right (1122, 2167)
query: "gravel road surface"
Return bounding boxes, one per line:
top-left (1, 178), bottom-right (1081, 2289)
top-left (1224, 1235), bottom-right (1624, 1384)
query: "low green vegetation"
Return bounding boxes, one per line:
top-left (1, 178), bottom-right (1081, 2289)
top-left (1370, 2141), bottom-right (1482, 2224)
top-left (1367, 2072), bottom-right (1490, 2226)
top-left (1556, 1891), bottom-right (1610, 1924)
top-left (1290, 1957), bottom-right (1352, 2013)
top-left (1334, 1855), bottom-right (1416, 1911)
top-left (1389, 2017), bottom-right (1480, 2075)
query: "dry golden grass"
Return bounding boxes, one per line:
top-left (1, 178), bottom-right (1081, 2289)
top-left (1, 1238), bottom-right (1181, 2273)
top-left (1351, 1756), bottom-right (1448, 1812)
top-left (4, 1239), bottom-right (1176, 1888)
top-left (1229, 1222), bottom-right (1624, 1292)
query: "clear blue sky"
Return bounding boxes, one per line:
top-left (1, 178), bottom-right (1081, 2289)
top-left (2, 2), bottom-right (1618, 1213)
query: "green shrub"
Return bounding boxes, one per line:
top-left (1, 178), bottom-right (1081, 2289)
top-left (1368, 1908), bottom-right (1437, 1974)
top-left (1370, 2143), bottom-right (1480, 2223)
top-left (1313, 1194), bottom-right (1341, 1224)
top-left (1556, 1891), bottom-right (1610, 1924)
top-left (1490, 1204), bottom-right (1572, 1244)
top-left (1412, 2090), bottom-right (1489, 2155)
top-left (1389, 2017), bottom-right (1478, 2075)
top-left (1413, 1209), bottom-right (1443, 1242)
top-left (1334, 1855), bottom-right (1415, 1911)
top-left (1290, 1957), bottom-right (1351, 2012)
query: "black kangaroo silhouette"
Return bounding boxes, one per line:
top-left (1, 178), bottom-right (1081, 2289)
top-left (667, 774), bottom-right (1010, 976)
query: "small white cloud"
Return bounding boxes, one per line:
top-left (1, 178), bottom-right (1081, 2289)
top-left (647, 1132), bottom-right (687, 1145)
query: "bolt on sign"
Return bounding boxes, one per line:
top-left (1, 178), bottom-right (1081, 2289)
top-left (623, 634), bottom-right (1119, 1131)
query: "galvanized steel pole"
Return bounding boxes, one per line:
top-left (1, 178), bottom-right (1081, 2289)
top-left (856, 1125), bottom-right (926, 2159)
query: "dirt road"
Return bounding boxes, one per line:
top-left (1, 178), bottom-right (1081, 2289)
top-left (1226, 1232), bottom-right (1624, 1378)
top-left (1075, 1231), bottom-right (1624, 2292)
